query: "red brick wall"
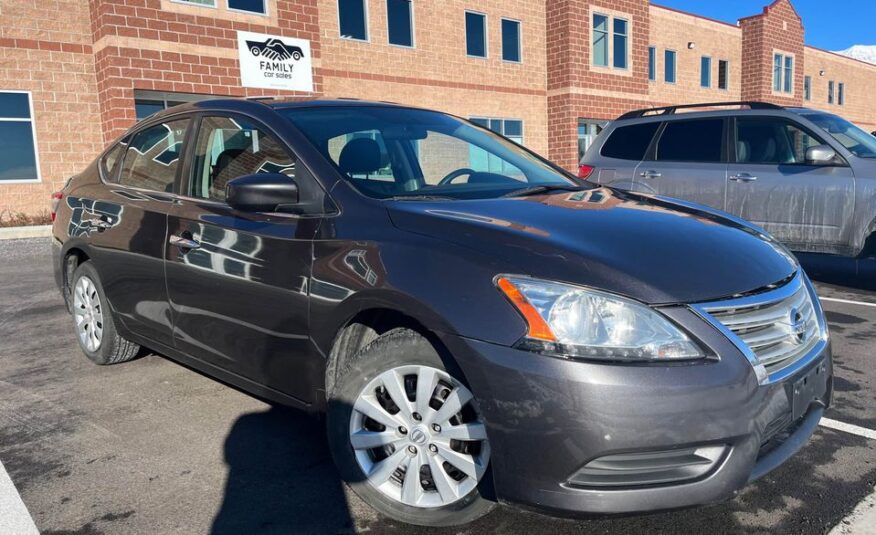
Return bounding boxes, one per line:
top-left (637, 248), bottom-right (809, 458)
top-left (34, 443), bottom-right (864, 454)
top-left (740, 0), bottom-right (804, 106)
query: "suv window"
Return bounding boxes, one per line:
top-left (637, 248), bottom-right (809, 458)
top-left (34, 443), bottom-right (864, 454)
top-left (118, 119), bottom-right (189, 192)
top-left (600, 122), bottom-right (660, 161)
top-left (189, 115), bottom-right (296, 202)
top-left (100, 142), bottom-right (125, 182)
top-left (655, 119), bottom-right (723, 163)
top-left (736, 117), bottom-right (824, 165)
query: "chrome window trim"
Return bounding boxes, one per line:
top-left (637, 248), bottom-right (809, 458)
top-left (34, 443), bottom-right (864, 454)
top-left (691, 271), bottom-right (829, 385)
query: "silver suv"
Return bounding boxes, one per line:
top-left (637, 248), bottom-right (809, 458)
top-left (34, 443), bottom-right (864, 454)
top-left (580, 102), bottom-right (876, 257)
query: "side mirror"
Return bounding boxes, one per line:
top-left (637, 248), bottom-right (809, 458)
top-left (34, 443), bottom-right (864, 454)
top-left (805, 145), bottom-right (837, 165)
top-left (226, 173), bottom-right (299, 212)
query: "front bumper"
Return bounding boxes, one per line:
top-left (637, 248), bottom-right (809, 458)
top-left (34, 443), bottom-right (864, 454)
top-left (439, 310), bottom-right (832, 516)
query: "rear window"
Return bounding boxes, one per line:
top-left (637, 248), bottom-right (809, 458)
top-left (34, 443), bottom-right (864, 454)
top-left (655, 119), bottom-right (724, 162)
top-left (600, 122), bottom-right (660, 161)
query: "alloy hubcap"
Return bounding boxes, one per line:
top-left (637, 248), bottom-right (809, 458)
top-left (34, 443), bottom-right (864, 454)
top-left (73, 276), bottom-right (103, 352)
top-left (349, 365), bottom-right (490, 509)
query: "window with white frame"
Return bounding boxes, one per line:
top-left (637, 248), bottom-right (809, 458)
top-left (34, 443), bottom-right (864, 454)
top-left (470, 117), bottom-right (523, 144)
top-left (465, 11), bottom-right (487, 58)
top-left (0, 91), bottom-right (40, 182)
top-left (501, 18), bottom-right (521, 62)
top-left (648, 47), bottom-right (656, 81)
top-left (804, 75), bottom-right (812, 101)
top-left (664, 49), bottom-right (676, 83)
top-left (387, 0), bottom-right (413, 47)
top-left (700, 56), bottom-right (711, 88)
top-left (339, 0), bottom-right (368, 41)
top-left (469, 117), bottom-right (524, 176)
top-left (174, 0), bottom-right (215, 6)
top-left (592, 13), bottom-right (629, 69)
top-left (228, 0), bottom-right (265, 15)
top-left (773, 52), bottom-right (794, 94)
top-left (718, 59), bottom-right (729, 90)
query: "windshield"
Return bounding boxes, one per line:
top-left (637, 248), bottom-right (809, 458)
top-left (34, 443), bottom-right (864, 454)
top-left (804, 112), bottom-right (876, 158)
top-left (281, 106), bottom-right (579, 199)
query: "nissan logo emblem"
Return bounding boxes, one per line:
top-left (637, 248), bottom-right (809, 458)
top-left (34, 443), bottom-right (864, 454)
top-left (409, 428), bottom-right (428, 445)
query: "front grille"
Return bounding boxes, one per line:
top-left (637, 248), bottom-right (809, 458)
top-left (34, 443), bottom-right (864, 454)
top-left (699, 274), bottom-right (822, 376)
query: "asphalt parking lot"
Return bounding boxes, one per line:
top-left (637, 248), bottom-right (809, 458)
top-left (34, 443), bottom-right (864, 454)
top-left (1, 237), bottom-right (874, 535)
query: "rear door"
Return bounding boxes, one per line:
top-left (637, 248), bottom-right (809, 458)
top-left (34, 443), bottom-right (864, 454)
top-left (585, 121), bottom-right (659, 189)
top-left (634, 117), bottom-right (728, 211)
top-left (165, 113), bottom-right (324, 400)
top-left (725, 116), bottom-right (855, 251)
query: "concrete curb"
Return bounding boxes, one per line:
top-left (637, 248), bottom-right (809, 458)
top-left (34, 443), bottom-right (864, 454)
top-left (0, 225), bottom-right (52, 240)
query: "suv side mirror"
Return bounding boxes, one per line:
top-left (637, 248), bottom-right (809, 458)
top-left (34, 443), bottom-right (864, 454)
top-left (805, 145), bottom-right (838, 165)
top-left (226, 173), bottom-right (299, 212)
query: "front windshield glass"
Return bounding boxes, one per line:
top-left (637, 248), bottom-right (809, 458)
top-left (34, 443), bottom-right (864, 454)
top-left (804, 112), bottom-right (876, 158)
top-left (282, 106), bottom-right (579, 199)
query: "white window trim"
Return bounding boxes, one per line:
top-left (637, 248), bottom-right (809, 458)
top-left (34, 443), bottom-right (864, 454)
top-left (170, 0), bottom-right (218, 9)
top-left (500, 17), bottom-right (522, 64)
top-left (804, 75), bottom-right (812, 101)
top-left (338, 0), bottom-right (370, 43)
top-left (701, 55), bottom-right (712, 89)
top-left (647, 46), bottom-right (657, 82)
top-left (469, 116), bottom-right (524, 144)
top-left (227, 0), bottom-right (268, 17)
top-left (387, 0), bottom-right (415, 49)
top-left (590, 10), bottom-right (631, 73)
top-left (717, 59), bottom-right (730, 91)
top-left (0, 90), bottom-right (41, 184)
top-left (465, 10), bottom-right (488, 59)
top-left (772, 50), bottom-right (795, 96)
top-left (664, 49), bottom-right (677, 84)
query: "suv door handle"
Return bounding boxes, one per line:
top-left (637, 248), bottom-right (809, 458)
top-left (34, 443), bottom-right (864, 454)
top-left (640, 170), bottom-right (662, 179)
top-left (729, 173), bottom-right (758, 182)
top-left (169, 234), bottom-right (200, 250)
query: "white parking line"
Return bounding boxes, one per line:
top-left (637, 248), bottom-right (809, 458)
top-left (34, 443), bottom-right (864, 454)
top-left (820, 296), bottom-right (876, 308)
top-left (0, 460), bottom-right (39, 535)
top-left (820, 418), bottom-right (876, 440)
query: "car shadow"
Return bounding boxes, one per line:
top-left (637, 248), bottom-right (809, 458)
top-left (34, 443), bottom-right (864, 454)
top-left (210, 405), bottom-right (356, 535)
top-left (797, 252), bottom-right (876, 291)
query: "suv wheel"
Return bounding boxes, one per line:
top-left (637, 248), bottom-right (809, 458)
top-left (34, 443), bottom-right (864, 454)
top-left (327, 328), bottom-right (494, 526)
top-left (70, 262), bottom-right (140, 365)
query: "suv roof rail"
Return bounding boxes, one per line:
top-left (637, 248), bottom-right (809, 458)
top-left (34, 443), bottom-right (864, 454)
top-left (617, 101), bottom-right (784, 120)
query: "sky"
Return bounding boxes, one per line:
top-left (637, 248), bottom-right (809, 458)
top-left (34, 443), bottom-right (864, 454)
top-left (653, 0), bottom-right (876, 51)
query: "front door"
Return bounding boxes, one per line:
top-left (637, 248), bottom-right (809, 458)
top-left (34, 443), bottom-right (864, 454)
top-left (634, 117), bottom-right (728, 212)
top-left (725, 116), bottom-right (855, 252)
top-left (165, 114), bottom-right (319, 400)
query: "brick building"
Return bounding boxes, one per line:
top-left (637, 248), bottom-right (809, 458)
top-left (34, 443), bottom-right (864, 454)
top-left (2, 0), bottom-right (876, 217)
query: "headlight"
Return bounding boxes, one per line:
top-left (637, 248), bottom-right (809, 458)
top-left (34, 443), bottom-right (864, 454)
top-left (496, 276), bottom-right (705, 362)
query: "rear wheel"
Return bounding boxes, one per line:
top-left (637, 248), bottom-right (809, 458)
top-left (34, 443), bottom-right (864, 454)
top-left (70, 262), bottom-right (140, 365)
top-left (327, 328), bottom-right (494, 526)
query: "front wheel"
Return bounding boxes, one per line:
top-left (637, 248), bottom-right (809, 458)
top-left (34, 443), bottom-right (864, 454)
top-left (327, 328), bottom-right (494, 526)
top-left (70, 262), bottom-right (140, 365)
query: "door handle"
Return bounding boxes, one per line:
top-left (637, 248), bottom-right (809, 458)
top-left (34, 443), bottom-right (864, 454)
top-left (169, 234), bottom-right (200, 250)
top-left (730, 173), bottom-right (758, 182)
top-left (640, 170), bottom-right (662, 179)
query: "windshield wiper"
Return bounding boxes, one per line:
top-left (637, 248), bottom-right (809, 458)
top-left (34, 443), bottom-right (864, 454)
top-left (501, 184), bottom-right (587, 198)
top-left (385, 194), bottom-right (456, 201)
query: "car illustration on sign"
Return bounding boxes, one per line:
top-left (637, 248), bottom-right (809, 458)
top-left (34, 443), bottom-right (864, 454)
top-left (246, 38), bottom-right (304, 61)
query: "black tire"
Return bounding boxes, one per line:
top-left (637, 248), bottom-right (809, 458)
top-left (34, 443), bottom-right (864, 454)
top-left (326, 328), bottom-right (495, 527)
top-left (70, 262), bottom-right (140, 365)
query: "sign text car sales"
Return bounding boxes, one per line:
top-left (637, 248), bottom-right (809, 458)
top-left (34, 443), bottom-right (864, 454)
top-left (237, 31), bottom-right (314, 92)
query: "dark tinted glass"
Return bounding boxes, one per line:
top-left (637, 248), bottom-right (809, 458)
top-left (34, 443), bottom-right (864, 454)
top-left (228, 0), bottom-right (265, 13)
top-left (0, 92), bottom-right (31, 119)
top-left (119, 119), bottom-right (189, 192)
top-left (656, 119), bottom-right (723, 162)
top-left (613, 19), bottom-right (627, 69)
top-left (339, 0), bottom-right (367, 40)
top-left (501, 19), bottom-right (520, 62)
top-left (648, 47), bottom-right (656, 80)
top-left (718, 60), bottom-right (729, 90)
top-left (665, 50), bottom-right (676, 83)
top-left (601, 122), bottom-right (660, 161)
top-left (504, 120), bottom-right (523, 137)
top-left (100, 143), bottom-right (124, 181)
top-left (135, 99), bottom-right (164, 121)
top-left (736, 118), bottom-right (823, 164)
top-left (387, 0), bottom-right (413, 47)
top-left (0, 122), bottom-right (38, 181)
top-left (466, 12), bottom-right (486, 57)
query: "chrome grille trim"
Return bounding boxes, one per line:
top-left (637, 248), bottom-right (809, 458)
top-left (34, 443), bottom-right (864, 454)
top-left (692, 272), bottom-right (828, 385)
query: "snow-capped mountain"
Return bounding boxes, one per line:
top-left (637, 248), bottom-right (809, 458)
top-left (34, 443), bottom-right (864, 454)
top-left (835, 45), bottom-right (876, 65)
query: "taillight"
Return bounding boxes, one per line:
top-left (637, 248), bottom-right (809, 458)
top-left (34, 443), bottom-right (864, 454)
top-left (51, 191), bottom-right (63, 221)
top-left (577, 164), bottom-right (595, 179)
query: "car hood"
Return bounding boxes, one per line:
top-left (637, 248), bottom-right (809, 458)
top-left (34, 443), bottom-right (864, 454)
top-left (386, 187), bottom-right (797, 305)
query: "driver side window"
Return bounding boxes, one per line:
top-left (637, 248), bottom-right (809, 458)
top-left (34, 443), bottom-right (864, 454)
top-left (189, 115), bottom-right (296, 202)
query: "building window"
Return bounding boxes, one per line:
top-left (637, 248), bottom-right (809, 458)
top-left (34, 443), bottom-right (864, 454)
top-left (804, 75), bottom-right (812, 101)
top-left (0, 91), bottom-right (40, 182)
top-left (838, 82), bottom-right (845, 106)
top-left (228, 0), bottom-right (265, 14)
top-left (339, 0), bottom-right (368, 41)
top-left (470, 117), bottom-right (523, 145)
top-left (648, 47), bottom-right (656, 81)
top-left (465, 11), bottom-right (487, 58)
top-left (134, 90), bottom-right (212, 121)
top-left (578, 119), bottom-right (608, 160)
top-left (592, 14), bottom-right (628, 69)
top-left (665, 50), bottom-right (676, 83)
top-left (387, 0), bottom-right (413, 47)
top-left (175, 0), bottom-right (215, 6)
top-left (828, 80), bottom-right (835, 104)
top-left (501, 19), bottom-right (521, 62)
top-left (718, 59), bottom-right (729, 90)
top-left (773, 53), bottom-right (794, 94)
top-left (700, 56), bottom-right (711, 88)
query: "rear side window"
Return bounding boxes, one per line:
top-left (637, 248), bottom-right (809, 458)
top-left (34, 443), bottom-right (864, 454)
top-left (600, 122), bottom-right (660, 161)
top-left (655, 119), bottom-right (723, 162)
top-left (100, 142), bottom-right (125, 182)
top-left (119, 118), bottom-right (189, 192)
